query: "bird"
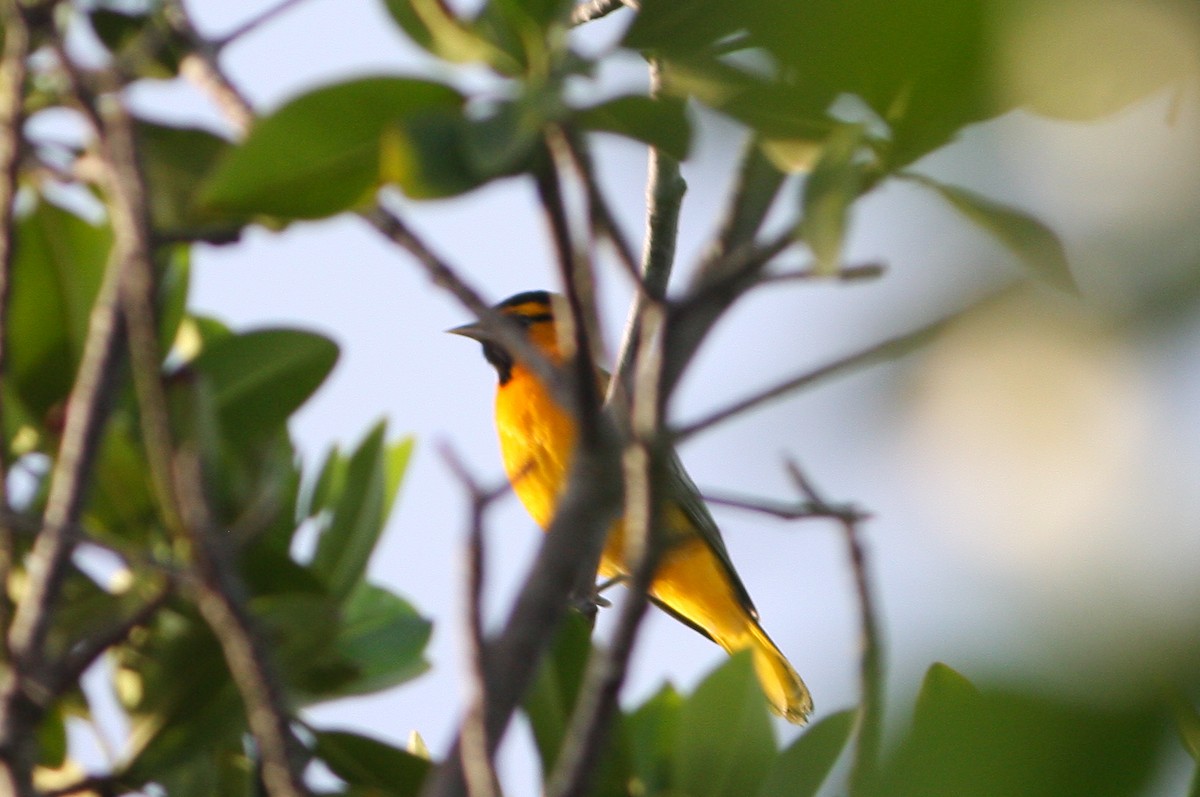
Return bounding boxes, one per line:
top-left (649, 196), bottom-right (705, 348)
top-left (450, 290), bottom-right (812, 723)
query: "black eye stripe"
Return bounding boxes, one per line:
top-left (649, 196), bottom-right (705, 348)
top-left (515, 313), bottom-right (554, 326)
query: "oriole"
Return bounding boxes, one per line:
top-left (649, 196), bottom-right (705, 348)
top-left (451, 290), bottom-right (812, 723)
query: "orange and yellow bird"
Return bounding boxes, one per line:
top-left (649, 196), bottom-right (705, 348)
top-left (451, 290), bottom-right (812, 723)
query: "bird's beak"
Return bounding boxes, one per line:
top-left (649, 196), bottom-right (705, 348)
top-left (446, 321), bottom-right (490, 342)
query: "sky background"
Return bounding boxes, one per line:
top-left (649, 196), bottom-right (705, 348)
top-left (84, 0), bottom-right (1200, 791)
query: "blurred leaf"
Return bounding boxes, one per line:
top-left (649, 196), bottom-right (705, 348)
top-left (137, 122), bottom-right (249, 242)
top-left (661, 57), bottom-right (833, 143)
top-left (459, 96), bottom-right (546, 178)
top-left (310, 423), bottom-right (411, 601)
top-left (37, 705), bottom-right (67, 769)
top-left (800, 125), bottom-right (866, 275)
top-left (523, 612), bottom-right (594, 773)
top-left (868, 663), bottom-right (1164, 797)
top-left (626, 683), bottom-right (684, 796)
top-left (1176, 697), bottom-right (1200, 761)
top-left (755, 708), bottom-right (855, 797)
top-left (90, 8), bottom-right (186, 79)
top-left (576, 95), bottom-right (691, 161)
top-left (378, 110), bottom-right (486, 199)
top-left (674, 652), bottom-right (775, 797)
top-left (301, 443), bottom-right (347, 520)
top-left (904, 173), bottom-right (1076, 292)
top-left (321, 581), bottom-right (432, 700)
top-left (202, 77), bottom-right (463, 218)
top-left (158, 245), bottom-right (191, 352)
top-left (381, 0), bottom-right (505, 67)
top-left (315, 729), bottom-right (431, 796)
top-left (191, 328), bottom-right (339, 446)
top-left (118, 606), bottom-right (244, 780)
top-left (86, 415), bottom-right (159, 546)
top-left (8, 200), bottom-right (110, 419)
top-left (251, 591), bottom-right (348, 694)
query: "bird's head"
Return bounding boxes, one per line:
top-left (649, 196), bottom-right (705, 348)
top-left (448, 290), bottom-right (569, 385)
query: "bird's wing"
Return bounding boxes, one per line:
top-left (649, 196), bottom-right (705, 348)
top-left (663, 447), bottom-right (760, 620)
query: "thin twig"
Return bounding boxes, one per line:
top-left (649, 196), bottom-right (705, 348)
top-left (674, 313), bottom-right (954, 442)
top-left (0, 0), bottom-right (30, 637)
top-left (51, 580), bottom-right (172, 694)
top-left (438, 444), bottom-right (506, 797)
top-left (702, 490), bottom-right (869, 524)
top-left (757, 261), bottom-right (886, 286)
top-left (215, 0), bottom-right (313, 48)
top-left (560, 131), bottom-right (643, 288)
top-left (570, 0), bottom-right (636, 26)
top-left (163, 0), bottom-right (254, 135)
top-left (177, 452), bottom-right (312, 797)
top-left (783, 460), bottom-right (881, 794)
top-left (535, 129), bottom-right (605, 446)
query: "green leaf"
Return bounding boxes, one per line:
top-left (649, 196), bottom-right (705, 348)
top-left (201, 77), bottom-right (463, 218)
top-left (8, 200), bottom-right (110, 419)
top-left (191, 328), bottom-right (339, 445)
top-left (1175, 697), bottom-right (1200, 761)
top-left (627, 684), bottom-right (684, 796)
top-left (756, 709), bottom-right (855, 797)
top-left (674, 652), bottom-right (776, 797)
top-left (37, 704), bottom-right (67, 769)
top-left (321, 581), bottom-right (432, 700)
top-left (522, 612), bottom-right (594, 773)
top-left (90, 8), bottom-right (187, 79)
top-left (904, 173), bottom-right (1076, 292)
top-left (310, 424), bottom-right (411, 601)
top-left (868, 663), bottom-right (1163, 797)
top-left (301, 443), bottom-right (346, 519)
top-left (459, 97), bottom-right (546, 179)
top-left (118, 606), bottom-right (245, 780)
top-left (315, 730), bottom-right (431, 796)
top-left (137, 122), bottom-right (249, 242)
top-left (158, 245), bottom-right (190, 352)
top-left (576, 95), bottom-right (691, 161)
top-left (251, 591), bottom-right (346, 693)
top-left (799, 125), bottom-right (866, 275)
top-left (378, 109), bottom-right (488, 199)
top-left (381, 0), bottom-right (502, 65)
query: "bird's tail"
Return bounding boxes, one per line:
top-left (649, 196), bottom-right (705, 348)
top-left (727, 622), bottom-right (813, 724)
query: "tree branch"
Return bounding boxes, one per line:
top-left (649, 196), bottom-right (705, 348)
top-left (673, 312), bottom-right (954, 442)
top-left (610, 59), bottom-right (683, 405)
top-left (176, 452), bottom-right (312, 797)
top-left (545, 303), bottom-right (668, 797)
top-left (0, 21), bottom-right (129, 797)
top-left (214, 0), bottom-right (313, 48)
top-left (50, 579), bottom-right (172, 696)
top-left (92, 67), bottom-right (311, 797)
top-left (570, 0), bottom-right (637, 27)
top-left (0, 0), bottom-right (31, 637)
top-left (438, 444), bottom-right (507, 797)
top-left (782, 461), bottom-right (881, 794)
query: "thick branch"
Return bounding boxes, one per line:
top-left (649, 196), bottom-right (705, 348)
top-left (0, 0), bottom-right (30, 635)
top-left (546, 304), bottom-right (668, 797)
top-left (92, 69), bottom-right (311, 797)
top-left (610, 60), bottom-right (683, 404)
